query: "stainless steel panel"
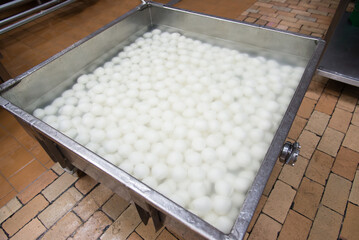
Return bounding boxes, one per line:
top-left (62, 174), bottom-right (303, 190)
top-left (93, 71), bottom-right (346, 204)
top-left (150, 3), bottom-right (318, 61)
top-left (1, 4), bottom-right (150, 112)
top-left (0, 2), bottom-right (325, 240)
top-left (317, 12), bottom-right (359, 87)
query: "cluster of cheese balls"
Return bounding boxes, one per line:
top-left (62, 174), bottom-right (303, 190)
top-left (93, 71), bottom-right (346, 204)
top-left (33, 29), bottom-right (304, 233)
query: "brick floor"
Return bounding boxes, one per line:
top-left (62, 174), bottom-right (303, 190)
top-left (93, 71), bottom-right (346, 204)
top-left (2, 0), bottom-right (359, 240)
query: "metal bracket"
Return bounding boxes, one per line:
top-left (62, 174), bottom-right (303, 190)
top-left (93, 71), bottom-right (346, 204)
top-left (279, 141), bottom-right (301, 166)
top-left (131, 191), bottom-right (164, 232)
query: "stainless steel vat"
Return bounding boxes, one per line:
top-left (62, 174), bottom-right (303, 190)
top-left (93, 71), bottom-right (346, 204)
top-left (0, 2), bottom-right (325, 239)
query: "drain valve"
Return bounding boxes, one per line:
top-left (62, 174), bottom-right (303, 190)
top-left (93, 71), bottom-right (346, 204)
top-left (279, 142), bottom-right (301, 166)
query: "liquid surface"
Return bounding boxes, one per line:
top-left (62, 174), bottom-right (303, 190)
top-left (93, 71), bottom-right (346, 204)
top-left (33, 29), bottom-right (304, 233)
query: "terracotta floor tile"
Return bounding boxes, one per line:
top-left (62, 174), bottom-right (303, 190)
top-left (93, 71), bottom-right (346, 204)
top-left (308, 205), bottom-right (342, 240)
top-left (0, 229), bottom-right (6, 240)
top-left (305, 110), bottom-right (330, 136)
top-left (10, 218), bottom-right (46, 240)
top-left (42, 171), bottom-right (77, 202)
top-left (0, 147), bottom-right (35, 178)
top-left (101, 204), bottom-right (141, 240)
top-left (73, 184), bottom-right (112, 221)
top-left (317, 127), bottom-right (344, 157)
top-left (278, 210), bottom-right (312, 240)
top-left (297, 97), bottom-right (317, 119)
top-left (128, 232), bottom-right (143, 240)
top-left (262, 181), bottom-right (296, 223)
top-left (248, 214), bottom-right (282, 240)
top-left (0, 136), bottom-right (21, 158)
top-left (321, 173), bottom-right (351, 215)
top-left (328, 107), bottom-right (352, 133)
top-left (311, 74), bottom-right (328, 85)
top-left (297, 130), bottom-right (320, 159)
top-left (16, 131), bottom-right (39, 151)
top-left (102, 194), bottom-right (129, 221)
top-left (337, 87), bottom-right (358, 112)
top-left (263, 160), bottom-right (283, 196)
top-left (0, 197), bottom-right (22, 224)
top-left (293, 177), bottom-right (324, 220)
top-left (156, 229), bottom-right (179, 240)
top-left (0, 190), bottom-right (16, 209)
top-left (7, 125), bottom-right (30, 142)
top-left (305, 79), bottom-right (325, 101)
top-left (323, 80), bottom-right (343, 97)
top-left (288, 116), bottom-right (307, 140)
top-left (75, 174), bottom-right (97, 195)
top-left (349, 170), bottom-right (359, 205)
top-left (247, 195), bottom-right (268, 232)
top-left (51, 162), bottom-right (64, 176)
top-left (8, 160), bottom-right (46, 192)
top-left (44, 159), bottom-right (55, 169)
top-left (352, 105), bottom-right (359, 127)
top-left (332, 146), bottom-right (359, 181)
top-left (135, 217), bottom-right (165, 240)
top-left (3, 41), bottom-right (32, 59)
top-left (343, 124), bottom-right (359, 153)
top-left (340, 203), bottom-right (359, 240)
top-left (315, 92), bottom-right (338, 115)
top-left (0, 127), bottom-right (8, 141)
top-left (278, 156), bottom-right (308, 189)
top-left (38, 187), bottom-right (82, 228)
top-left (305, 150), bottom-right (334, 185)
top-left (42, 211), bottom-right (82, 240)
top-left (2, 194), bottom-right (48, 236)
top-left (17, 170), bottom-right (57, 204)
top-left (0, 174), bottom-right (13, 199)
top-left (31, 145), bottom-right (52, 165)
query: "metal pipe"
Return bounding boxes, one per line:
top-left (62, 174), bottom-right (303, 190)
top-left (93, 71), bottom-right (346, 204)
top-left (0, 0), bottom-right (77, 35)
top-left (0, 0), bottom-right (63, 27)
top-left (0, 0), bottom-right (34, 13)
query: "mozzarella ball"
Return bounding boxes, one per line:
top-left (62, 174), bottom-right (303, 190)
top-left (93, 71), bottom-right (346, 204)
top-left (171, 166), bottom-right (187, 182)
top-left (213, 195), bottom-right (232, 215)
top-left (216, 216), bottom-right (233, 233)
top-left (215, 180), bottom-right (233, 197)
top-left (133, 163), bottom-right (150, 179)
top-left (151, 163), bottom-right (168, 180)
top-left (44, 105), bottom-right (58, 115)
top-left (190, 196), bottom-right (212, 216)
top-left (189, 181), bottom-right (208, 198)
top-left (142, 176), bottom-right (158, 188)
top-left (33, 108), bottom-right (45, 119)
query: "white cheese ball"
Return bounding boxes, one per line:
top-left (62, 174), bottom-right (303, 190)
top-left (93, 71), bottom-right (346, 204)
top-left (171, 190), bottom-right (190, 207)
top-left (119, 161), bottom-right (134, 174)
top-left (215, 180), bottom-right (233, 197)
top-left (185, 150), bottom-right (202, 166)
top-left (142, 176), bottom-right (158, 188)
top-left (216, 216), bottom-right (233, 233)
top-left (213, 195), bottom-right (232, 215)
top-left (151, 163), bottom-right (168, 180)
top-left (190, 196), bottom-right (212, 217)
top-left (133, 163), bottom-right (150, 180)
top-left (188, 181), bottom-right (209, 198)
top-left (44, 105), bottom-right (58, 115)
top-left (33, 108), bottom-right (45, 119)
top-left (167, 152), bottom-right (183, 166)
top-left (201, 148), bottom-right (217, 163)
top-left (171, 166), bottom-right (187, 182)
top-left (234, 176), bottom-right (252, 193)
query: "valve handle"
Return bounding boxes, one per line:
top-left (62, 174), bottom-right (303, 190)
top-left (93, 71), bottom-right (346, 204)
top-left (279, 141), bottom-right (301, 166)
